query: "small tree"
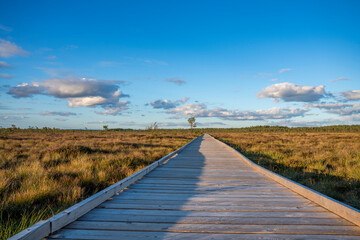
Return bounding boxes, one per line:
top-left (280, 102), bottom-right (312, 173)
top-left (103, 125), bottom-right (108, 131)
top-left (188, 117), bottom-right (196, 131)
top-left (146, 122), bottom-right (158, 131)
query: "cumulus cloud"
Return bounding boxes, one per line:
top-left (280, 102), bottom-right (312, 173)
top-left (279, 68), bottom-right (292, 74)
top-left (166, 103), bottom-right (308, 121)
top-left (40, 111), bottom-right (77, 117)
top-left (164, 77), bottom-right (185, 85)
top-left (150, 97), bottom-right (189, 109)
top-left (8, 83), bottom-right (45, 98)
top-left (307, 103), bottom-right (360, 116)
top-left (7, 77), bottom-right (130, 115)
top-left (0, 61), bottom-right (10, 68)
top-left (0, 39), bottom-right (29, 58)
top-left (0, 73), bottom-right (13, 79)
top-left (340, 90), bottom-right (360, 101)
top-left (257, 82), bottom-right (328, 102)
top-left (330, 77), bottom-right (350, 83)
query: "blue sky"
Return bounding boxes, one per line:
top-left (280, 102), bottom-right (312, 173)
top-left (0, 0), bottom-right (360, 129)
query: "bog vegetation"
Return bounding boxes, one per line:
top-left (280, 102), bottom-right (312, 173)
top-left (1, 125), bottom-right (360, 239)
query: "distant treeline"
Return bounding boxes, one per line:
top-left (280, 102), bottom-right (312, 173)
top-left (203, 125), bottom-right (360, 133)
top-left (1, 125), bottom-right (360, 133)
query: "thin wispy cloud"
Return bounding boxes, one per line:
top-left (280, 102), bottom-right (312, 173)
top-left (257, 82), bottom-right (329, 102)
top-left (40, 111), bottom-right (77, 117)
top-left (0, 61), bottom-right (11, 68)
top-left (0, 24), bottom-right (12, 32)
top-left (125, 57), bottom-right (168, 66)
top-left (306, 103), bottom-right (360, 116)
top-left (330, 77), bottom-right (350, 83)
top-left (255, 72), bottom-right (272, 79)
top-left (0, 73), bottom-right (13, 79)
top-left (0, 39), bottom-right (29, 58)
top-left (279, 68), bottom-right (292, 74)
top-left (45, 55), bottom-right (57, 60)
top-left (99, 61), bottom-right (123, 67)
top-left (163, 77), bottom-right (186, 85)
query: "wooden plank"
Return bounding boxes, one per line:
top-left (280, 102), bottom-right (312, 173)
top-left (98, 202), bottom-right (326, 212)
top-left (122, 189), bottom-right (296, 195)
top-left (86, 208), bottom-right (339, 218)
top-left (128, 184), bottom-right (293, 192)
top-left (101, 198), bottom-right (318, 207)
top-left (47, 229), bottom-right (360, 240)
top-left (65, 221), bottom-right (360, 235)
top-left (115, 191), bottom-right (303, 199)
top-left (79, 213), bottom-right (352, 226)
top-left (113, 194), bottom-right (312, 203)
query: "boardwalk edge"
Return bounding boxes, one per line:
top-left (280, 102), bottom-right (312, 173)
top-left (8, 134), bottom-right (203, 240)
top-left (209, 134), bottom-right (360, 227)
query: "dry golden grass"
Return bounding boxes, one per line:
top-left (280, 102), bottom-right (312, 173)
top-left (0, 129), bottom-right (198, 239)
top-left (211, 132), bottom-right (360, 210)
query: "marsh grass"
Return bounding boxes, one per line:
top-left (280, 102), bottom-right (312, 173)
top-left (0, 130), bottom-right (198, 239)
top-left (212, 132), bottom-right (360, 210)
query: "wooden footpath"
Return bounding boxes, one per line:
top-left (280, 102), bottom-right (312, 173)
top-left (11, 134), bottom-right (360, 239)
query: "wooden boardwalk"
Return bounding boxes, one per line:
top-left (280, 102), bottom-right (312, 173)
top-left (45, 134), bottom-right (360, 239)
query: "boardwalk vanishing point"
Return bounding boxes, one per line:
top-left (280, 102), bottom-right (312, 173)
top-left (11, 134), bottom-right (360, 239)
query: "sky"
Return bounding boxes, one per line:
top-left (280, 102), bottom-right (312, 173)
top-left (0, 0), bottom-right (360, 129)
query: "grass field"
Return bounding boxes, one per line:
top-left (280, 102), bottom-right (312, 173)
top-left (2, 126), bottom-right (360, 239)
top-left (210, 131), bottom-right (360, 210)
top-left (0, 129), bottom-right (198, 239)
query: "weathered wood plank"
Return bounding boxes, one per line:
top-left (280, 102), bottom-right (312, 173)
top-left (79, 214), bottom-right (352, 226)
top-left (47, 229), bottom-right (360, 240)
top-left (98, 202), bottom-right (326, 212)
top-left (87, 208), bottom-right (339, 218)
top-left (65, 221), bottom-right (360, 235)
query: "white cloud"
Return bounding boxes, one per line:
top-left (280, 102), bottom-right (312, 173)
top-left (279, 68), bottom-right (292, 74)
top-left (8, 77), bottom-right (130, 115)
top-left (149, 97), bottom-right (189, 109)
top-left (257, 82), bottom-right (328, 102)
top-left (166, 103), bottom-right (308, 121)
top-left (0, 61), bottom-right (10, 68)
top-left (164, 77), bottom-right (186, 85)
top-left (0, 73), bottom-right (13, 79)
top-left (307, 103), bottom-right (360, 116)
top-left (41, 111), bottom-right (77, 116)
top-left (269, 78), bottom-right (278, 82)
top-left (330, 77), bottom-right (350, 83)
top-left (340, 90), bottom-right (360, 101)
top-left (0, 39), bottom-right (29, 58)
